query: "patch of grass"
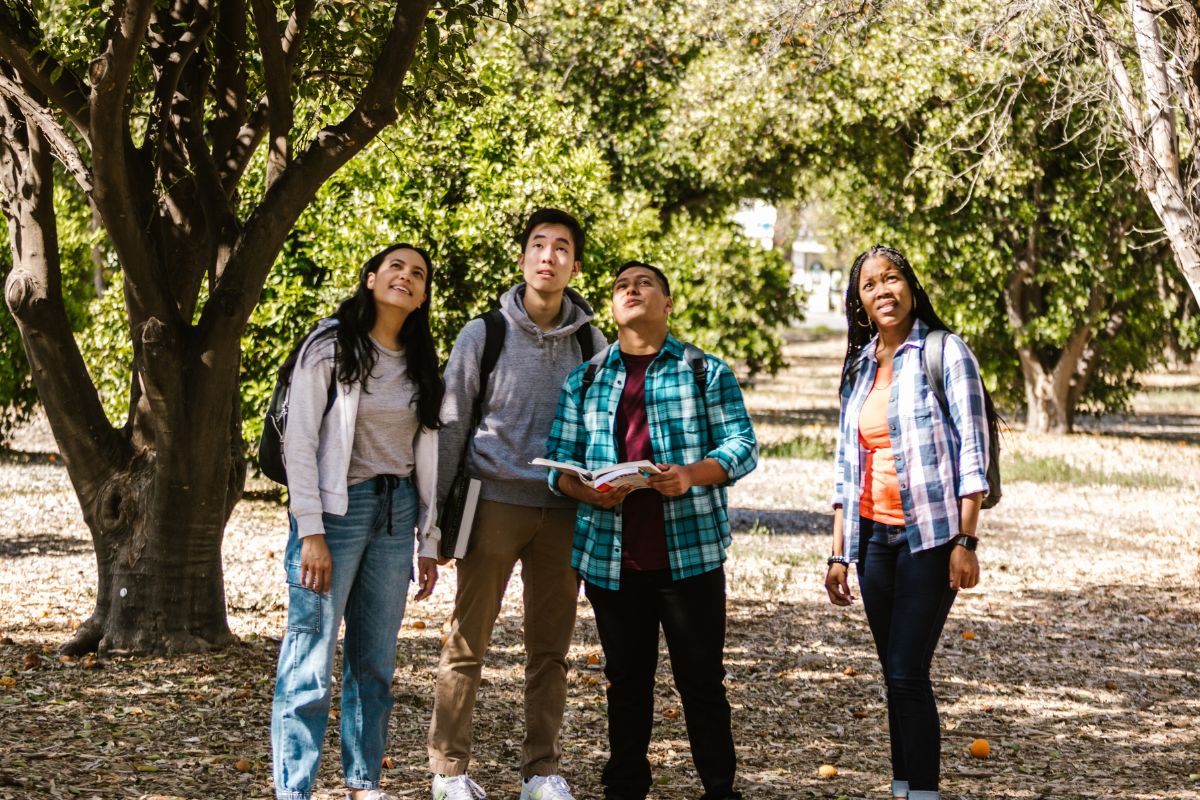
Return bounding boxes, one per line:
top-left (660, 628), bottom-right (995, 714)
top-left (1005, 453), bottom-right (1181, 489)
top-left (761, 434), bottom-right (834, 460)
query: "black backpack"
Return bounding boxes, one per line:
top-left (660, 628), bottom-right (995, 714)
top-left (258, 327), bottom-right (338, 486)
top-left (923, 330), bottom-right (1003, 509)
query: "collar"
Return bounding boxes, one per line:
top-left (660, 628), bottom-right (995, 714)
top-left (603, 333), bottom-right (683, 368)
top-left (861, 318), bottom-right (928, 365)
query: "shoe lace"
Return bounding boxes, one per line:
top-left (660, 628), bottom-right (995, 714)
top-left (537, 776), bottom-right (574, 799)
top-left (442, 776), bottom-right (487, 800)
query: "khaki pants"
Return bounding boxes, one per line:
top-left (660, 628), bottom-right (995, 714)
top-left (428, 499), bottom-right (579, 779)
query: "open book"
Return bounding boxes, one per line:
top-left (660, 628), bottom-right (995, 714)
top-left (531, 458), bottom-right (661, 492)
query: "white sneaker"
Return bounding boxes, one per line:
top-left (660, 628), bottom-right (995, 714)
top-left (520, 775), bottom-right (576, 800)
top-left (349, 791), bottom-right (402, 800)
top-left (432, 773), bottom-right (487, 800)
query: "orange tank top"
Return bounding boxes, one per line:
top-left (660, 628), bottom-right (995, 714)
top-left (858, 361), bottom-right (905, 525)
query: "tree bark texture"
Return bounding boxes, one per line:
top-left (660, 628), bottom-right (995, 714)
top-left (1067, 0), bottom-right (1200, 305)
top-left (0, 0), bottom-right (435, 654)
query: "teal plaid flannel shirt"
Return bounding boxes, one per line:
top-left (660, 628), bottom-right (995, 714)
top-left (545, 335), bottom-right (758, 589)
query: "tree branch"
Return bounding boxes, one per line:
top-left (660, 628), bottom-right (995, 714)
top-left (218, 0), bottom-right (315, 191)
top-left (0, 73), bottom-right (92, 194)
top-left (89, 0), bottom-right (173, 327)
top-left (210, 0), bottom-right (248, 167)
top-left (0, 97), bottom-right (129, 513)
top-left (250, 0), bottom-right (293, 186)
top-left (1066, 0), bottom-right (1152, 181)
top-left (200, 0), bottom-right (432, 356)
top-left (0, 4), bottom-right (91, 137)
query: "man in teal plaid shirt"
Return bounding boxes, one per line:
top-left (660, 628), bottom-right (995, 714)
top-left (544, 261), bottom-right (757, 800)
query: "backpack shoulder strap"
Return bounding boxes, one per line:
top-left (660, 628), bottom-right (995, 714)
top-left (479, 309), bottom-right (506, 394)
top-left (580, 344), bottom-right (613, 400)
top-left (472, 309), bottom-right (507, 426)
top-left (574, 324), bottom-right (597, 362)
top-left (323, 340), bottom-right (338, 417)
top-left (682, 343), bottom-right (707, 397)
top-left (923, 329), bottom-right (950, 416)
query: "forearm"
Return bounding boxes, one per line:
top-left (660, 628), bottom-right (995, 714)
top-left (831, 506), bottom-right (846, 556)
top-left (959, 492), bottom-right (984, 536)
top-left (682, 457), bottom-right (728, 487)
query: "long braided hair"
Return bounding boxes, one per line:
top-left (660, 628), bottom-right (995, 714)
top-left (840, 245), bottom-right (954, 392)
top-left (310, 243), bottom-right (444, 430)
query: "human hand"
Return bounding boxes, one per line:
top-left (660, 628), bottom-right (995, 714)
top-left (415, 557), bottom-right (438, 601)
top-left (300, 535), bottom-right (333, 594)
top-left (559, 472), bottom-right (633, 508)
top-left (949, 545), bottom-right (979, 590)
top-left (824, 563), bottom-right (854, 606)
top-left (648, 463), bottom-right (693, 497)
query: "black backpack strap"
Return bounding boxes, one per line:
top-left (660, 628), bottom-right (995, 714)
top-left (682, 343), bottom-right (707, 398)
top-left (323, 340), bottom-right (338, 417)
top-left (580, 344), bottom-right (612, 401)
top-left (471, 309), bottom-right (506, 427)
top-left (574, 323), bottom-right (597, 362)
top-left (923, 329), bottom-right (950, 417)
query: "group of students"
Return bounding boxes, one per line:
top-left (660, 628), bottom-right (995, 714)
top-left (269, 209), bottom-right (991, 800)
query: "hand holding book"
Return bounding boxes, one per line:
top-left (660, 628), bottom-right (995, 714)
top-left (531, 458), bottom-right (662, 492)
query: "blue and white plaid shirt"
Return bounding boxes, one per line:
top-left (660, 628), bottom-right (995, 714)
top-left (546, 335), bottom-right (758, 589)
top-left (833, 319), bottom-right (990, 560)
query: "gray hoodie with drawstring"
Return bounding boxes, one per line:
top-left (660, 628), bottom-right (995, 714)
top-left (438, 284), bottom-right (608, 509)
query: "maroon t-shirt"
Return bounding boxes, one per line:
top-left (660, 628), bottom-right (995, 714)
top-left (615, 351), bottom-right (669, 571)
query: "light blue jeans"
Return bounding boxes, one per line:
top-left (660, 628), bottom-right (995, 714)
top-left (271, 477), bottom-right (416, 800)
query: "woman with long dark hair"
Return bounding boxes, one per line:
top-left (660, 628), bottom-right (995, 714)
top-left (825, 245), bottom-right (992, 800)
top-left (271, 243), bottom-right (445, 800)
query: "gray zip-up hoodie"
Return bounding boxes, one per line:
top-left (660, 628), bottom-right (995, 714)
top-left (439, 284), bottom-right (608, 508)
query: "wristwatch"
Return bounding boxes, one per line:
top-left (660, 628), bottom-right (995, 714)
top-left (952, 534), bottom-right (978, 551)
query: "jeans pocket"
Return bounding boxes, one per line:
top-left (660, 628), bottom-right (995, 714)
top-left (285, 560), bottom-right (322, 634)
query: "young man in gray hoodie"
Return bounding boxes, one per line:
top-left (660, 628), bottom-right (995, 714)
top-left (429, 209), bottom-right (607, 800)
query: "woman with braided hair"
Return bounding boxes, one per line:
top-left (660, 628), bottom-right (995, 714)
top-left (824, 245), bottom-right (993, 800)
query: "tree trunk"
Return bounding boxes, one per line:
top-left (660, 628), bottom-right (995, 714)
top-left (82, 436), bottom-right (241, 655)
top-left (3, 103), bottom-right (242, 655)
top-left (1005, 246), bottom-right (1105, 434)
top-left (1020, 364), bottom-right (1074, 433)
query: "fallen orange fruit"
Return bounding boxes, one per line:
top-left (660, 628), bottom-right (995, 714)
top-left (818, 764), bottom-right (837, 778)
top-left (969, 738), bottom-right (990, 758)
top-left (663, 708), bottom-right (681, 719)
top-left (233, 758), bottom-right (252, 772)
top-left (962, 630), bottom-right (976, 641)
top-left (412, 620), bottom-right (426, 630)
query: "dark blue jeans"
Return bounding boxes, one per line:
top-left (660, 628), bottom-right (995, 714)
top-left (584, 567), bottom-right (740, 800)
top-left (857, 518), bottom-right (957, 794)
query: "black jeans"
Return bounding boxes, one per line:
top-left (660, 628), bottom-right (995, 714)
top-left (857, 518), bottom-right (957, 793)
top-left (584, 567), bottom-right (740, 800)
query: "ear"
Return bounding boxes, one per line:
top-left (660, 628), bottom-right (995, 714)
top-left (365, 271), bottom-right (376, 290)
top-left (571, 260), bottom-right (581, 278)
top-left (665, 296), bottom-right (674, 316)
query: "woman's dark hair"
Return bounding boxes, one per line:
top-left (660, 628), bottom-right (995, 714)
top-left (840, 245), bottom-right (954, 391)
top-left (315, 243), bottom-right (444, 429)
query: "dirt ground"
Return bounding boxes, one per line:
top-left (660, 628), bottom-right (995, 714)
top-left (1, 330), bottom-right (1198, 800)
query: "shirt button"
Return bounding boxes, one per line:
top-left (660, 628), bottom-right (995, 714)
top-left (889, 424), bottom-right (897, 431)
top-left (900, 483), bottom-right (907, 490)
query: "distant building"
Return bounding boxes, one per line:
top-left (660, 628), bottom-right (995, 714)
top-left (734, 201), bottom-right (845, 323)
